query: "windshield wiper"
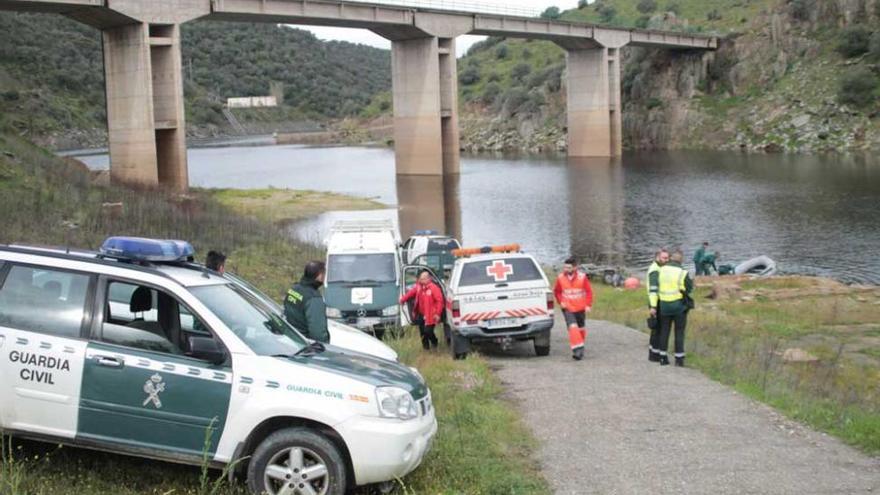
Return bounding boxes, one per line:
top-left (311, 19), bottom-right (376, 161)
top-left (294, 341), bottom-right (326, 357)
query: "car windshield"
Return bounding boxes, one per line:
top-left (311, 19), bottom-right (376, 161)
top-left (428, 238), bottom-right (460, 252)
top-left (225, 272), bottom-right (283, 314)
top-left (191, 284), bottom-right (306, 356)
top-left (327, 253), bottom-right (396, 284)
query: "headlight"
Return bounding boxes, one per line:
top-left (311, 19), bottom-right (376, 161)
top-left (376, 386), bottom-right (419, 420)
top-left (382, 304), bottom-right (399, 317)
top-left (326, 307), bottom-right (342, 318)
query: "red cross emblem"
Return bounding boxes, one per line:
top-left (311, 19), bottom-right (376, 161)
top-left (486, 260), bottom-right (514, 282)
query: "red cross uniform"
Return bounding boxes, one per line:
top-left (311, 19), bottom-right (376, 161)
top-left (554, 271), bottom-right (593, 354)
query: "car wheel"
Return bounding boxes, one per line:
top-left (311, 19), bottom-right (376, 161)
top-left (534, 343), bottom-right (551, 356)
top-left (247, 427), bottom-right (347, 495)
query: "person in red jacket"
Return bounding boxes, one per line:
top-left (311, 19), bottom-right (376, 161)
top-left (400, 269), bottom-right (444, 350)
top-left (554, 256), bottom-right (594, 361)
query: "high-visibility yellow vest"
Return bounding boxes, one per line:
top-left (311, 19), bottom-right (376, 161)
top-left (647, 261), bottom-right (660, 307)
top-left (658, 264), bottom-right (687, 302)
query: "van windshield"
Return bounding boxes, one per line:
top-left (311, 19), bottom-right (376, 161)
top-left (458, 257), bottom-right (544, 286)
top-left (191, 284), bottom-right (306, 356)
top-left (327, 254), bottom-right (397, 284)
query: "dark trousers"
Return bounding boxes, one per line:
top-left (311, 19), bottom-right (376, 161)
top-left (648, 324), bottom-right (661, 357)
top-left (417, 318), bottom-right (438, 350)
top-left (658, 311), bottom-right (687, 359)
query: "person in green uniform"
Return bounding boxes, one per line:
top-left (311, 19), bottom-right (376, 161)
top-left (646, 248), bottom-right (669, 362)
top-left (284, 260), bottom-right (330, 343)
top-left (693, 242), bottom-right (709, 276)
top-left (657, 250), bottom-right (694, 367)
top-left (699, 251), bottom-right (720, 276)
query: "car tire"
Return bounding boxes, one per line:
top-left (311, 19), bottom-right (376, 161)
top-left (534, 343), bottom-right (551, 356)
top-left (247, 427), bottom-right (347, 495)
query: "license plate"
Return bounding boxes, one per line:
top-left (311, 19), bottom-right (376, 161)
top-left (486, 317), bottom-right (518, 329)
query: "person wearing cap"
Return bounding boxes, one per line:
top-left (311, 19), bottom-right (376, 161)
top-left (693, 241), bottom-right (709, 276)
top-left (284, 260), bottom-right (330, 343)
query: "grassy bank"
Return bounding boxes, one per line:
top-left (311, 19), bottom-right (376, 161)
top-left (0, 133), bottom-right (547, 494)
top-left (204, 188), bottom-right (384, 225)
top-left (591, 276), bottom-right (880, 454)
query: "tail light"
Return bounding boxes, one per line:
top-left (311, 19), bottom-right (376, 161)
top-left (546, 292), bottom-right (554, 311)
top-left (452, 299), bottom-right (460, 318)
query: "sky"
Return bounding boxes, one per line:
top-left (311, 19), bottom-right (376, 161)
top-left (298, 0), bottom-right (583, 56)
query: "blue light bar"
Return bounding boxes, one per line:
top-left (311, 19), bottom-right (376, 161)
top-left (414, 230), bottom-right (438, 235)
top-left (100, 237), bottom-right (195, 262)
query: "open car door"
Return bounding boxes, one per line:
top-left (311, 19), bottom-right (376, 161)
top-left (399, 265), bottom-right (445, 327)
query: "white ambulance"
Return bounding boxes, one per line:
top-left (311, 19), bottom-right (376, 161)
top-left (445, 247), bottom-right (554, 358)
top-left (0, 238), bottom-right (435, 495)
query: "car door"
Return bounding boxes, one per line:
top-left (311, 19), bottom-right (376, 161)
top-left (0, 262), bottom-right (94, 438)
top-left (77, 277), bottom-right (233, 459)
top-left (399, 265), bottom-right (444, 326)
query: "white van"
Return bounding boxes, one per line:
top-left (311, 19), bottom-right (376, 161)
top-left (0, 238), bottom-right (435, 494)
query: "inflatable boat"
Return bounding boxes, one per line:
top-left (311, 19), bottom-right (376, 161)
top-left (734, 255), bottom-right (777, 277)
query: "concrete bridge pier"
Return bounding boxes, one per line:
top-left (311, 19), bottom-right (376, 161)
top-left (560, 32), bottom-right (628, 158)
top-left (389, 35), bottom-right (460, 176)
top-left (103, 22), bottom-right (188, 191)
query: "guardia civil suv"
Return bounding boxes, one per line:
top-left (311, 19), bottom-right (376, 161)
top-left (0, 238), bottom-right (436, 495)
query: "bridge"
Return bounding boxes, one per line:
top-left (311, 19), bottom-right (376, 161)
top-left (0, 0), bottom-right (717, 191)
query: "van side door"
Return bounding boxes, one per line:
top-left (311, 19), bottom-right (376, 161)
top-left (0, 262), bottom-right (94, 438)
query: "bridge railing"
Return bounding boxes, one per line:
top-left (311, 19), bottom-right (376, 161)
top-left (348, 0), bottom-right (541, 18)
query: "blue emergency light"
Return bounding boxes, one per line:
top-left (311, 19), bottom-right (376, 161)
top-left (414, 230), bottom-right (438, 235)
top-left (100, 236), bottom-right (195, 262)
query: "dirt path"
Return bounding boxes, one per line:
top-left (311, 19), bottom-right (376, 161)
top-left (486, 317), bottom-right (880, 494)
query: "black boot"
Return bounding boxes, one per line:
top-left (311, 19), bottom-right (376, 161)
top-left (659, 355), bottom-right (670, 366)
top-left (572, 348), bottom-right (584, 361)
top-left (649, 349), bottom-right (660, 362)
top-left (675, 357), bottom-right (685, 367)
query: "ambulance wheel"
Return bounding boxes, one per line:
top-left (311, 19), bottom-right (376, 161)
top-left (534, 343), bottom-right (551, 356)
top-left (248, 427), bottom-right (347, 495)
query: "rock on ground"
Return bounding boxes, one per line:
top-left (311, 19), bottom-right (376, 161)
top-left (484, 317), bottom-right (880, 494)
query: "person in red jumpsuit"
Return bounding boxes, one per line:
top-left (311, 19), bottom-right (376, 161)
top-left (554, 256), bottom-right (594, 361)
top-left (400, 269), bottom-right (444, 350)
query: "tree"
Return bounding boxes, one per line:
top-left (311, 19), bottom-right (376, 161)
top-left (837, 26), bottom-right (872, 58)
top-left (511, 62), bottom-right (532, 82)
top-left (578, 0), bottom-right (589, 8)
top-left (598, 4), bottom-right (617, 22)
top-left (837, 67), bottom-right (879, 107)
top-left (495, 44), bottom-right (509, 59)
top-left (459, 66), bottom-right (480, 86)
top-left (636, 0), bottom-right (657, 14)
top-left (635, 16), bottom-right (650, 28)
top-left (666, 2), bottom-right (681, 14)
top-left (540, 6), bottom-right (561, 19)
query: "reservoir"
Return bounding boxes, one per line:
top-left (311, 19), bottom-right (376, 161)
top-left (74, 145), bottom-right (880, 284)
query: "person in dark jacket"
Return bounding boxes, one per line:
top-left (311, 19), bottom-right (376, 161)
top-left (284, 260), bottom-right (329, 343)
top-left (400, 269), bottom-right (444, 350)
top-left (205, 250), bottom-right (226, 274)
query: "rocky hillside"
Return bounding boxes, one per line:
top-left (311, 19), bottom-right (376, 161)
top-left (457, 0), bottom-right (880, 153)
top-left (0, 13), bottom-right (391, 148)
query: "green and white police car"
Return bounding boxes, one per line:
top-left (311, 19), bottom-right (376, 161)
top-left (0, 238), bottom-right (436, 495)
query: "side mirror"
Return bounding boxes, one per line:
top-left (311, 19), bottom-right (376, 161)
top-left (188, 336), bottom-right (227, 365)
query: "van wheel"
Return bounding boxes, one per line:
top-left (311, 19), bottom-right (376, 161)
top-left (247, 427), bottom-right (347, 495)
top-left (534, 343), bottom-right (551, 356)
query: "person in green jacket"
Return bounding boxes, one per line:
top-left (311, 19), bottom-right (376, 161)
top-left (284, 260), bottom-right (330, 343)
top-left (657, 250), bottom-right (694, 367)
top-left (699, 251), bottom-right (720, 276)
top-left (646, 248), bottom-right (668, 362)
top-left (693, 241), bottom-right (709, 276)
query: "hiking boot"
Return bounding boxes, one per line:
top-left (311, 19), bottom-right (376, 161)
top-left (649, 350), bottom-right (660, 362)
top-left (675, 357), bottom-right (685, 367)
top-left (659, 356), bottom-right (670, 366)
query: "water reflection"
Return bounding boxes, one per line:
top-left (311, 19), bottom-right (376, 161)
top-left (72, 146), bottom-right (880, 284)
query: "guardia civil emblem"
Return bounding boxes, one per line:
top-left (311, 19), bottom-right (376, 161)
top-left (142, 373), bottom-right (166, 409)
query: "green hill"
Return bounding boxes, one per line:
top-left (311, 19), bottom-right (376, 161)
top-left (0, 13), bottom-right (391, 146)
top-left (456, 0), bottom-right (880, 152)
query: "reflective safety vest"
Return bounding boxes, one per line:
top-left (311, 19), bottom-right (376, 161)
top-left (647, 261), bottom-right (660, 308)
top-left (554, 272), bottom-right (593, 313)
top-left (658, 264), bottom-right (687, 302)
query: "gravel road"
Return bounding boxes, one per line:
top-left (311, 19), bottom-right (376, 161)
top-left (485, 317), bottom-right (880, 494)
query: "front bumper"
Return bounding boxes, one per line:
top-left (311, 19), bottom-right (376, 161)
top-left (336, 406), bottom-right (438, 485)
top-left (455, 318), bottom-right (553, 342)
top-left (331, 315), bottom-right (398, 332)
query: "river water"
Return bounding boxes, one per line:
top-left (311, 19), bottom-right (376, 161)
top-left (75, 145), bottom-right (880, 284)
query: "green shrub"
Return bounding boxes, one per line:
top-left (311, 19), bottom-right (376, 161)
top-left (488, 72), bottom-right (502, 83)
top-left (646, 97), bottom-right (664, 109)
top-left (578, 0), bottom-right (589, 8)
top-left (495, 44), bottom-right (509, 60)
top-left (481, 82), bottom-right (502, 105)
top-left (789, 0), bottom-right (812, 21)
top-left (869, 31), bottom-right (880, 61)
top-left (598, 5), bottom-right (617, 22)
top-left (836, 26), bottom-right (872, 58)
top-left (635, 16), bottom-right (651, 28)
top-left (707, 9), bottom-right (722, 20)
top-left (500, 87), bottom-right (529, 116)
top-left (540, 6), bottom-right (561, 19)
top-left (666, 1), bottom-right (681, 14)
top-left (459, 67), bottom-right (480, 86)
top-left (837, 67), bottom-right (879, 108)
top-left (636, 0), bottom-right (657, 14)
top-left (511, 63), bottom-right (532, 82)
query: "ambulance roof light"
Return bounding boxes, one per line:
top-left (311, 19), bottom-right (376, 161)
top-left (99, 237), bottom-right (195, 263)
top-left (452, 244), bottom-right (521, 257)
